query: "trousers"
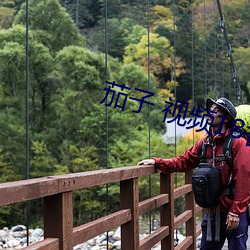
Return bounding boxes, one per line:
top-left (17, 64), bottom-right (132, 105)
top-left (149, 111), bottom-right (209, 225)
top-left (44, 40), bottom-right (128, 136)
top-left (200, 210), bottom-right (249, 250)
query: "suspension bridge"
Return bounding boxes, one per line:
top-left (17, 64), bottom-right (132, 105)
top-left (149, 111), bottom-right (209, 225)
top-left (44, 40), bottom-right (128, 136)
top-left (0, 0), bottom-right (249, 249)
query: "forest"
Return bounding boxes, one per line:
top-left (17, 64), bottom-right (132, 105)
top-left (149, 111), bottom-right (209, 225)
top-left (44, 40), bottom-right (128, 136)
top-left (0, 0), bottom-right (249, 228)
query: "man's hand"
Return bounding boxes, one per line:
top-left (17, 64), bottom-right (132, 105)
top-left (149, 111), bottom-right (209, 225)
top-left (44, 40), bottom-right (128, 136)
top-left (137, 159), bottom-right (155, 166)
top-left (226, 213), bottom-right (240, 230)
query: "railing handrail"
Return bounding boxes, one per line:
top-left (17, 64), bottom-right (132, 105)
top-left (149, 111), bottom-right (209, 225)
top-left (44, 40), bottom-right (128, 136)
top-left (0, 165), bottom-right (155, 206)
top-left (0, 165), bottom-right (202, 250)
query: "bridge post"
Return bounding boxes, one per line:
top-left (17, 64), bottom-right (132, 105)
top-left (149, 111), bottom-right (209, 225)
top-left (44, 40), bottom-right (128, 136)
top-left (160, 173), bottom-right (174, 250)
top-left (185, 171), bottom-right (196, 250)
top-left (120, 178), bottom-right (139, 250)
top-left (44, 192), bottom-right (73, 250)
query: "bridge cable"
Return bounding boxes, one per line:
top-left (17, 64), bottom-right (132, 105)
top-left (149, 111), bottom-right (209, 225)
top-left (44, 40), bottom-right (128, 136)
top-left (213, 0), bottom-right (217, 96)
top-left (191, 0), bottom-right (195, 145)
top-left (25, 0), bottom-right (30, 245)
top-left (104, 0), bottom-right (110, 248)
top-left (204, 0), bottom-right (207, 98)
top-left (147, 0), bottom-right (152, 234)
top-left (215, 0), bottom-right (242, 104)
top-left (172, 0), bottom-right (179, 245)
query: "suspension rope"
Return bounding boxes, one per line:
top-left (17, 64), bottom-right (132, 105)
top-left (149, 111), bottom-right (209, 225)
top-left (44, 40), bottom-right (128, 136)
top-left (218, 22), bottom-right (225, 96)
top-left (104, 0), bottom-right (109, 248)
top-left (213, 0), bottom-right (217, 95)
top-left (25, 0), bottom-right (30, 245)
top-left (172, 0), bottom-right (179, 245)
top-left (216, 0), bottom-right (242, 104)
top-left (191, 0), bottom-right (195, 145)
top-left (147, 0), bottom-right (152, 234)
top-left (204, 0), bottom-right (207, 98)
top-left (173, 0), bottom-right (177, 158)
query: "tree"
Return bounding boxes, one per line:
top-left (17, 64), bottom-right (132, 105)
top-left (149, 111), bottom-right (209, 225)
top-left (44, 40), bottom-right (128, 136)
top-left (0, 6), bottom-right (15, 29)
top-left (124, 31), bottom-right (185, 98)
top-left (14, 0), bottom-right (84, 52)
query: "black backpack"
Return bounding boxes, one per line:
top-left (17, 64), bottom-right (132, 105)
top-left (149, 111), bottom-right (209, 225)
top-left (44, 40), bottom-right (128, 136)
top-left (192, 136), bottom-right (234, 208)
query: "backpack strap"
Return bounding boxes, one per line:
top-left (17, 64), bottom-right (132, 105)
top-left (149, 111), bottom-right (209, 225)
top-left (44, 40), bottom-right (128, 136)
top-left (223, 135), bottom-right (235, 200)
top-left (223, 135), bottom-right (234, 170)
top-left (200, 142), bottom-right (208, 163)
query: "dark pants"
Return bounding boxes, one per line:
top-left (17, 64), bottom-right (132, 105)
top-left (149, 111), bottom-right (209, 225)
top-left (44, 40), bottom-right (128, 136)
top-left (200, 211), bottom-right (249, 250)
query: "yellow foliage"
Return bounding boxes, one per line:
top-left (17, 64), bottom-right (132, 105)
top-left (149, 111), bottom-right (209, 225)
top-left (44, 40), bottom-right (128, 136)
top-left (184, 128), bottom-right (205, 142)
top-left (0, 7), bottom-right (14, 29)
top-left (149, 5), bottom-right (174, 32)
top-left (158, 88), bottom-right (174, 103)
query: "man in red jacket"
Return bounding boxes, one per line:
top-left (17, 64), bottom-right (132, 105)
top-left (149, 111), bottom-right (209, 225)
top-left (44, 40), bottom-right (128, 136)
top-left (138, 97), bottom-right (250, 250)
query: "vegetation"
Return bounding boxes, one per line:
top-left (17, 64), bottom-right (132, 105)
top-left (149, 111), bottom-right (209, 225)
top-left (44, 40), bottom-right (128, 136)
top-left (0, 0), bottom-right (249, 227)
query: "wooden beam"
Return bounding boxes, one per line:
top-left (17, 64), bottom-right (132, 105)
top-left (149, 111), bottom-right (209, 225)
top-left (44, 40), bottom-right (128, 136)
top-left (185, 171), bottom-right (196, 250)
top-left (22, 238), bottom-right (59, 250)
top-left (120, 178), bottom-right (140, 250)
top-left (174, 184), bottom-right (192, 199)
top-left (175, 236), bottom-right (193, 250)
top-left (73, 209), bottom-right (131, 245)
top-left (44, 192), bottom-right (73, 250)
top-left (174, 210), bottom-right (192, 229)
top-left (58, 165), bottom-right (156, 192)
top-left (139, 194), bottom-right (169, 215)
top-left (0, 177), bottom-right (59, 206)
top-left (161, 173), bottom-right (174, 250)
top-left (139, 226), bottom-right (169, 250)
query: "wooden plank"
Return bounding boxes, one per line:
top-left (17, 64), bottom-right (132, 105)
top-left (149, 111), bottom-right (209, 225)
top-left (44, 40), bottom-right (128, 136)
top-left (174, 184), bottom-right (192, 199)
top-left (196, 226), bottom-right (202, 237)
top-left (175, 236), bottom-right (193, 250)
top-left (73, 209), bottom-right (131, 245)
top-left (139, 194), bottom-right (169, 215)
top-left (174, 210), bottom-right (192, 229)
top-left (0, 177), bottom-right (59, 206)
top-left (0, 165), bottom-right (156, 206)
top-left (22, 238), bottom-right (59, 250)
top-left (185, 171), bottom-right (196, 250)
top-left (58, 165), bottom-right (156, 192)
top-left (120, 178), bottom-right (140, 250)
top-left (195, 204), bottom-right (203, 213)
top-left (140, 226), bottom-right (169, 250)
top-left (161, 173), bottom-right (174, 250)
top-left (44, 192), bottom-right (73, 250)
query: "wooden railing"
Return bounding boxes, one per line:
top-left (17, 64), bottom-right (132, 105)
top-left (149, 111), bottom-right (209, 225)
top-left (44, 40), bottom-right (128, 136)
top-left (0, 165), bottom-right (203, 250)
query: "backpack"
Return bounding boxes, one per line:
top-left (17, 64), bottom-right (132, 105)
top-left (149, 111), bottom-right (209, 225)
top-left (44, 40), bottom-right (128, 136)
top-left (191, 136), bottom-right (236, 242)
top-left (192, 135), bottom-right (234, 208)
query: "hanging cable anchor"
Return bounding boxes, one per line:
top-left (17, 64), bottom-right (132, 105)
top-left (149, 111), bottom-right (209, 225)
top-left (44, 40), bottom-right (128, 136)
top-left (233, 69), bottom-right (237, 82)
top-left (220, 15), bottom-right (225, 32)
top-left (227, 45), bottom-right (231, 58)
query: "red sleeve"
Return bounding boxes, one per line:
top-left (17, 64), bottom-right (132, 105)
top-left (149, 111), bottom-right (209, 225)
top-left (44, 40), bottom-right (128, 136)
top-left (229, 137), bottom-right (250, 215)
top-left (153, 139), bottom-right (203, 174)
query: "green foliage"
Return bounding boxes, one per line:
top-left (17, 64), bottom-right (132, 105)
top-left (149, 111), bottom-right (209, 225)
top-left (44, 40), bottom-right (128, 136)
top-left (14, 0), bottom-right (84, 52)
top-left (0, 0), bottom-right (249, 229)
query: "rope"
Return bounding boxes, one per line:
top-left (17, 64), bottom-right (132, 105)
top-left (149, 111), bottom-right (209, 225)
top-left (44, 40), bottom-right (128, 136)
top-left (173, 1), bottom-right (177, 157)
top-left (213, 0), bottom-right (217, 95)
top-left (147, 0), bottom-right (152, 234)
top-left (216, 0), bottom-right (242, 104)
top-left (25, 0), bottom-right (30, 245)
top-left (104, 0), bottom-right (109, 248)
top-left (191, 0), bottom-right (195, 145)
top-left (172, 0), bottom-right (179, 245)
top-left (204, 0), bottom-right (207, 98)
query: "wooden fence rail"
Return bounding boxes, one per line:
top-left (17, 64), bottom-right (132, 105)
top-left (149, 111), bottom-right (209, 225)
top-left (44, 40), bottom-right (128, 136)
top-left (0, 165), bottom-right (203, 250)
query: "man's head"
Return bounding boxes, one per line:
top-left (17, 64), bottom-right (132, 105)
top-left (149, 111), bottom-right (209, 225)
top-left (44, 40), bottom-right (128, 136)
top-left (206, 97), bottom-right (237, 128)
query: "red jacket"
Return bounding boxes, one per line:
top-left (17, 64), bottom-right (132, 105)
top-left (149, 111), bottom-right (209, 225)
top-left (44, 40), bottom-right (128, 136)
top-left (154, 129), bottom-right (250, 216)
